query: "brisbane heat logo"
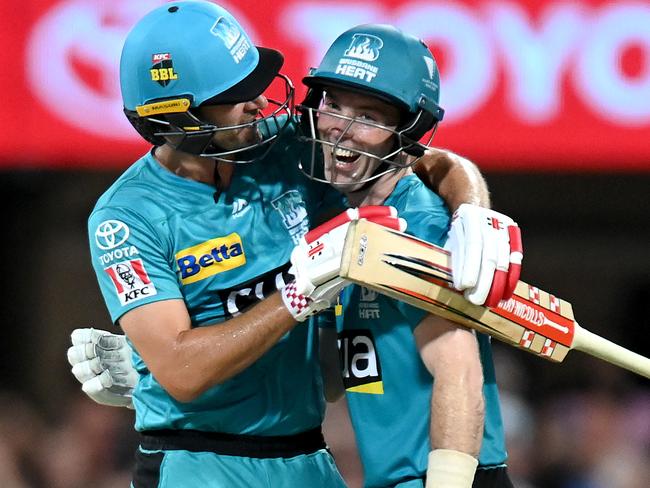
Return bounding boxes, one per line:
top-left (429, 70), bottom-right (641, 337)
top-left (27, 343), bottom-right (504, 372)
top-left (344, 34), bottom-right (383, 61)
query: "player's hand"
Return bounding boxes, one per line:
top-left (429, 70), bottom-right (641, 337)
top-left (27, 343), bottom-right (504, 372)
top-left (67, 328), bottom-right (137, 409)
top-left (282, 206), bottom-right (406, 321)
top-left (445, 203), bottom-right (523, 307)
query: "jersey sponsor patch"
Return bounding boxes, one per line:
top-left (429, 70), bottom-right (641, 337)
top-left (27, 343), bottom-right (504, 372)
top-left (95, 220), bottom-right (130, 250)
top-left (271, 190), bottom-right (309, 245)
top-left (104, 259), bottom-right (157, 306)
top-left (217, 263), bottom-right (292, 318)
top-left (176, 233), bottom-right (246, 285)
top-left (150, 52), bottom-right (178, 87)
top-left (338, 329), bottom-right (384, 394)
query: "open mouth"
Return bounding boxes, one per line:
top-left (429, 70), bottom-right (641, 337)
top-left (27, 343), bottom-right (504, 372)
top-left (333, 147), bottom-right (360, 165)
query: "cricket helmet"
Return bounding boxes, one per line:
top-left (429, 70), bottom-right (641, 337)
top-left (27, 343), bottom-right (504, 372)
top-left (298, 23), bottom-right (444, 185)
top-left (120, 1), bottom-right (293, 162)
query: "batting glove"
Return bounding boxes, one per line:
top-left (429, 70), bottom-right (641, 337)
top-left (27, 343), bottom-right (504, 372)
top-left (445, 204), bottom-right (523, 308)
top-left (282, 206), bottom-right (406, 321)
top-left (67, 328), bottom-right (137, 409)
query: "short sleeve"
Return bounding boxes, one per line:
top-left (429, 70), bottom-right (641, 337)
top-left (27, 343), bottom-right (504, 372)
top-left (88, 207), bottom-right (183, 324)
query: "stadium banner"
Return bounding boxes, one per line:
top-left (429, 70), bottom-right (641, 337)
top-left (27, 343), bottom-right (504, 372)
top-left (2, 0), bottom-right (649, 170)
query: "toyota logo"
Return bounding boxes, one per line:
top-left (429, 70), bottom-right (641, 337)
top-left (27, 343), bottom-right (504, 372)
top-left (95, 220), bottom-right (130, 250)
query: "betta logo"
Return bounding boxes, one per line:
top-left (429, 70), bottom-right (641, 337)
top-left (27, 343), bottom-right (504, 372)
top-left (150, 52), bottom-right (178, 87)
top-left (176, 233), bottom-right (246, 285)
top-left (344, 34), bottom-right (383, 62)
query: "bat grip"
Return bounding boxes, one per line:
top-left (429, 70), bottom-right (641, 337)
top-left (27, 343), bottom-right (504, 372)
top-left (573, 324), bottom-right (650, 379)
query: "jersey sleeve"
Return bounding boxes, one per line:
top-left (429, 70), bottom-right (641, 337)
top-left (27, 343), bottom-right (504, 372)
top-left (88, 206), bottom-right (183, 324)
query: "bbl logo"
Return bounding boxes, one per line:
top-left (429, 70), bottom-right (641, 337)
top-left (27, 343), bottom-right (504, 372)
top-left (150, 52), bottom-right (178, 87)
top-left (344, 34), bottom-right (383, 61)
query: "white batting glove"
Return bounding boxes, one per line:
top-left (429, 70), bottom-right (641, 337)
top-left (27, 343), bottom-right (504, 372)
top-left (282, 206), bottom-right (406, 321)
top-left (446, 204), bottom-right (523, 308)
top-left (67, 328), bottom-right (137, 409)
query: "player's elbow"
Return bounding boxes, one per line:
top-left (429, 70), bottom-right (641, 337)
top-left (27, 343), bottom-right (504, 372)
top-left (155, 366), bottom-right (215, 403)
top-left (158, 376), bottom-right (204, 403)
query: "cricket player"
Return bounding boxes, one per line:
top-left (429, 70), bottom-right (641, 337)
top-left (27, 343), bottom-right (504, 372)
top-left (69, 2), bottom-right (521, 487)
top-left (290, 24), bottom-right (515, 487)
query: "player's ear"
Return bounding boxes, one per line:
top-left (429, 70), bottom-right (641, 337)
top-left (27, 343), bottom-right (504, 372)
top-left (297, 87), bottom-right (324, 137)
top-left (401, 110), bottom-right (437, 157)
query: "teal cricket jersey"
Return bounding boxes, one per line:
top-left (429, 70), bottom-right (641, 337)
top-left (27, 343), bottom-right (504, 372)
top-left (334, 175), bottom-right (508, 488)
top-left (88, 120), bottom-right (336, 436)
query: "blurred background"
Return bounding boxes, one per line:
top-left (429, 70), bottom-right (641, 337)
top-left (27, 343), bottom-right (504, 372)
top-left (0, 0), bottom-right (648, 487)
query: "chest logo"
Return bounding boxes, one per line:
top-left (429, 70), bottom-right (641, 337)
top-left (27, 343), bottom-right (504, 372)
top-left (271, 190), bottom-right (309, 245)
top-left (338, 329), bottom-right (383, 394)
top-left (176, 233), bottom-right (246, 285)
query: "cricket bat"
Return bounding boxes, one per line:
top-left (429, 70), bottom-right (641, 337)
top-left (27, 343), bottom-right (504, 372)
top-left (340, 219), bottom-right (650, 379)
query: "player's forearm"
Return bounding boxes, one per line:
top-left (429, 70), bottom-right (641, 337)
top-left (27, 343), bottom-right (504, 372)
top-left (152, 293), bottom-right (296, 402)
top-left (414, 148), bottom-right (490, 211)
top-left (430, 369), bottom-right (484, 457)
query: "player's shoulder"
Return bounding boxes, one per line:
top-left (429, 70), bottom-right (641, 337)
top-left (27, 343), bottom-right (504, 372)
top-left (387, 174), bottom-right (450, 246)
top-left (90, 151), bottom-right (167, 223)
top-left (388, 174), bottom-right (447, 214)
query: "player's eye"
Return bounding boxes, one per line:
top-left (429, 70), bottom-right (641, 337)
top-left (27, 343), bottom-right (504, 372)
top-left (323, 100), bottom-right (340, 112)
top-left (357, 113), bottom-right (376, 122)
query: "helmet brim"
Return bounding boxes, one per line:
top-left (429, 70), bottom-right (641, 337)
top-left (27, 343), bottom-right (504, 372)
top-left (202, 47), bottom-right (284, 105)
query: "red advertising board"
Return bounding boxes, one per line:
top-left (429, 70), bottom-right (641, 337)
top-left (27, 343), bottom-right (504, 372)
top-left (1, 0), bottom-right (648, 170)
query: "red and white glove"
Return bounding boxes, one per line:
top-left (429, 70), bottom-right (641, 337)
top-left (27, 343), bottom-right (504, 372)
top-left (445, 203), bottom-right (523, 308)
top-left (282, 206), bottom-right (406, 321)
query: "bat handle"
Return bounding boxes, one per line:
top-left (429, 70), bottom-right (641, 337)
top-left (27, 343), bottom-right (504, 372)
top-left (573, 324), bottom-right (650, 379)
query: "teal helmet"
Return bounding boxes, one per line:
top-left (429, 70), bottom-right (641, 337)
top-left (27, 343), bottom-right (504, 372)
top-left (120, 1), bottom-right (293, 162)
top-left (298, 24), bottom-right (444, 185)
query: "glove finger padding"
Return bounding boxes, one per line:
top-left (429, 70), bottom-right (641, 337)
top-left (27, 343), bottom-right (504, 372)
top-left (505, 224), bottom-right (523, 298)
top-left (464, 228), bottom-right (497, 306)
top-left (72, 358), bottom-right (104, 382)
top-left (71, 328), bottom-right (111, 346)
top-left (447, 204), bottom-right (522, 307)
top-left (68, 327), bottom-right (137, 408)
top-left (67, 343), bottom-right (97, 365)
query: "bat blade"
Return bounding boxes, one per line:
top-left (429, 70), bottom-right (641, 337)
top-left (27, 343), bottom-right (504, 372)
top-left (340, 220), bottom-right (650, 379)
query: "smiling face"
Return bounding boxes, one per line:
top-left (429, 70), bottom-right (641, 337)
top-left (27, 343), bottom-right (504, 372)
top-left (316, 87), bottom-right (401, 192)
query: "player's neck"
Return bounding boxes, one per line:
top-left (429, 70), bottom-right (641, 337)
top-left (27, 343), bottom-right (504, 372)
top-left (346, 167), bottom-right (411, 207)
top-left (153, 144), bottom-right (233, 189)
